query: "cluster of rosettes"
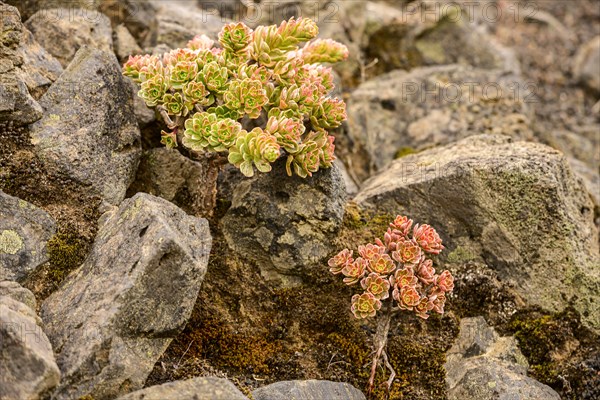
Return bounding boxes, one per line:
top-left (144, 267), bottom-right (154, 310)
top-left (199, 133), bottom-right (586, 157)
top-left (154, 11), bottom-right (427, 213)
top-left (123, 17), bottom-right (348, 178)
top-left (328, 216), bottom-right (453, 320)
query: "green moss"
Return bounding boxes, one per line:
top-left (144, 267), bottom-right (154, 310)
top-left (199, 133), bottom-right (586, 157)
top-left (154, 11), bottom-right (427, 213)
top-left (188, 316), bottom-right (280, 375)
top-left (394, 147), bottom-right (417, 159)
top-left (505, 307), bottom-right (600, 398)
top-left (447, 246), bottom-right (477, 263)
top-left (0, 230), bottom-right (23, 254)
top-left (46, 230), bottom-right (87, 283)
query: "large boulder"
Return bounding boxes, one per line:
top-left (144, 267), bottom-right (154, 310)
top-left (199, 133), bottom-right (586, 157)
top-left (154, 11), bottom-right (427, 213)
top-left (573, 36), bottom-right (600, 94)
top-left (115, 377), bottom-right (249, 400)
top-left (41, 193), bottom-right (212, 400)
top-left (446, 317), bottom-right (561, 400)
top-left (347, 65), bottom-right (532, 180)
top-left (0, 191), bottom-right (56, 282)
top-left (221, 159), bottom-right (346, 286)
top-left (30, 46), bottom-right (141, 206)
top-left (0, 2), bottom-right (61, 125)
top-left (354, 135), bottom-right (600, 332)
top-left (0, 282), bottom-right (61, 400)
top-left (252, 380), bottom-right (366, 400)
top-left (25, 8), bottom-right (113, 68)
top-left (126, 147), bottom-right (218, 217)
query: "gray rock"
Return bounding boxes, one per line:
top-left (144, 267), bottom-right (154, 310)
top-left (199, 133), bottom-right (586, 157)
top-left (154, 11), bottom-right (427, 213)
top-left (7, 0), bottom-right (157, 46)
top-left (30, 46), bottom-right (141, 206)
top-left (0, 284), bottom-right (61, 400)
top-left (252, 380), bottom-right (366, 400)
top-left (151, 1), bottom-right (227, 49)
top-left (0, 2), bottom-right (58, 125)
top-left (0, 191), bottom-right (57, 282)
top-left (347, 65), bottom-right (532, 180)
top-left (540, 129), bottom-right (599, 170)
top-left (446, 317), bottom-right (560, 400)
top-left (366, 2), bottom-right (519, 75)
top-left (446, 317), bottom-right (528, 384)
top-left (127, 147), bottom-right (218, 217)
top-left (573, 36), bottom-right (600, 94)
top-left (26, 8), bottom-right (113, 69)
top-left (40, 193), bottom-right (212, 400)
top-left (114, 24), bottom-right (143, 61)
top-left (0, 78), bottom-right (43, 125)
top-left (16, 29), bottom-right (63, 100)
top-left (354, 135), bottom-right (600, 333)
top-left (449, 358), bottom-right (561, 400)
top-left (98, 0), bottom-right (158, 47)
top-left (567, 157), bottom-right (600, 209)
top-left (0, 280), bottom-right (37, 310)
top-left (221, 158), bottom-right (346, 286)
top-left (115, 377), bottom-right (249, 400)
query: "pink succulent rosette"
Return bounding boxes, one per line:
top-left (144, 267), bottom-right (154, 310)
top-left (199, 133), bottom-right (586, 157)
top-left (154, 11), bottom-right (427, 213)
top-left (436, 270), bottom-right (454, 292)
top-left (413, 224), bottom-right (444, 254)
top-left (341, 258), bottom-right (368, 285)
top-left (361, 272), bottom-right (391, 300)
top-left (351, 293), bottom-right (382, 319)
top-left (392, 239), bottom-right (422, 268)
top-left (328, 249), bottom-right (353, 274)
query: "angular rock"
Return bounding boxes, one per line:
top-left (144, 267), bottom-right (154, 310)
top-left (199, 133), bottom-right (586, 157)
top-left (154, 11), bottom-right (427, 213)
top-left (449, 359), bottom-right (562, 400)
top-left (151, 1), bottom-right (227, 49)
top-left (0, 283), bottom-right (61, 400)
top-left (0, 2), bottom-right (58, 125)
top-left (446, 317), bottom-right (560, 400)
top-left (252, 380), bottom-right (366, 400)
top-left (221, 158), bottom-right (346, 286)
top-left (573, 36), bottom-right (600, 94)
top-left (16, 29), bottom-right (63, 99)
top-left (114, 24), bottom-right (142, 61)
top-left (0, 78), bottom-right (43, 125)
top-left (26, 8), bottom-right (113, 68)
top-left (568, 157), bottom-right (600, 210)
top-left (115, 377), bottom-right (249, 400)
top-left (0, 191), bottom-right (56, 282)
top-left (7, 0), bottom-right (157, 47)
top-left (354, 135), bottom-right (600, 332)
top-left (98, 0), bottom-right (158, 46)
top-left (347, 65), bottom-right (532, 180)
top-left (30, 46), bottom-right (141, 205)
top-left (366, 2), bottom-right (519, 75)
top-left (0, 280), bottom-right (37, 310)
top-left (40, 193), bottom-right (212, 400)
top-left (126, 147), bottom-right (218, 217)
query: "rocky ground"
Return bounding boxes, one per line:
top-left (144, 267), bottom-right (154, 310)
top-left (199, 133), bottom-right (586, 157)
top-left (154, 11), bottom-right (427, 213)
top-left (1, 1), bottom-right (599, 399)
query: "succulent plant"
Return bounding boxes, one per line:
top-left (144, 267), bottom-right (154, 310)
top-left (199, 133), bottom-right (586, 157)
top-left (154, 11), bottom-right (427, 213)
top-left (329, 215), bottom-right (454, 394)
top-left (328, 215), bottom-right (452, 320)
top-left (123, 17), bottom-right (348, 178)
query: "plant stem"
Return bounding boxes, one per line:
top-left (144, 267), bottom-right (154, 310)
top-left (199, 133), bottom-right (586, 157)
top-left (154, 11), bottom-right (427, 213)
top-left (367, 299), bottom-right (395, 398)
